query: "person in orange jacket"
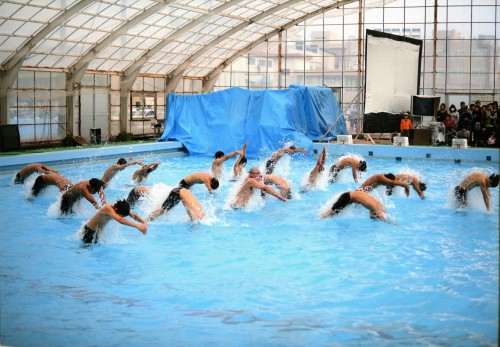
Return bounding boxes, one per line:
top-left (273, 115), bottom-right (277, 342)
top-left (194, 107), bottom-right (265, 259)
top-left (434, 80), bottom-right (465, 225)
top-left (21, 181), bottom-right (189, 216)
top-left (400, 112), bottom-right (413, 137)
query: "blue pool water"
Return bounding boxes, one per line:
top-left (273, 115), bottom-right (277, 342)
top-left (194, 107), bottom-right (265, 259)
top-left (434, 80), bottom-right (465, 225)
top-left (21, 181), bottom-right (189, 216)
top-left (0, 151), bottom-right (498, 346)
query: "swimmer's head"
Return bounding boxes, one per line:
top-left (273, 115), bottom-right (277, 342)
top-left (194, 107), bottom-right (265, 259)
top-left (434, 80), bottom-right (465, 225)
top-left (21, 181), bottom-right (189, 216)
top-left (214, 151), bottom-right (224, 159)
top-left (239, 157), bottom-right (247, 166)
top-left (384, 173), bottom-right (395, 180)
top-left (289, 145), bottom-right (296, 150)
top-left (117, 158), bottom-right (127, 165)
top-left (489, 174), bottom-right (500, 187)
top-left (331, 192), bottom-right (352, 215)
top-left (359, 160), bottom-right (367, 172)
top-left (114, 199), bottom-right (130, 217)
top-left (89, 178), bottom-right (105, 193)
top-left (369, 211), bottom-right (379, 219)
top-left (419, 182), bottom-right (427, 191)
top-left (210, 177), bottom-right (220, 190)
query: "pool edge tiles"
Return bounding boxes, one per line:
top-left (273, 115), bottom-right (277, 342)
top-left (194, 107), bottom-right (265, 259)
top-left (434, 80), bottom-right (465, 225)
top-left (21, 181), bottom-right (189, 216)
top-left (0, 141), bottom-right (186, 171)
top-left (321, 143), bottom-right (499, 164)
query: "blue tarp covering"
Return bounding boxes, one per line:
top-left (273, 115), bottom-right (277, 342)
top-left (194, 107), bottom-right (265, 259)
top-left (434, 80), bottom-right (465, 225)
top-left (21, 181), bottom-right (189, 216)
top-left (158, 85), bottom-right (346, 158)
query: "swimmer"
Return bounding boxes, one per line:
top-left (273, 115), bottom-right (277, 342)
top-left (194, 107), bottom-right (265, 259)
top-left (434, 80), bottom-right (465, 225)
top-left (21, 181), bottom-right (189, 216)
top-left (60, 178), bottom-right (106, 215)
top-left (14, 163), bottom-right (59, 184)
top-left (387, 173), bottom-right (427, 199)
top-left (126, 186), bottom-right (151, 207)
top-left (263, 174), bottom-right (292, 200)
top-left (81, 200), bottom-right (147, 244)
top-left (307, 145), bottom-right (327, 187)
top-left (231, 167), bottom-right (286, 208)
top-left (211, 149), bottom-right (243, 180)
top-left (358, 173), bottom-right (410, 197)
top-left (232, 142), bottom-right (248, 179)
top-left (329, 157), bottom-right (367, 183)
top-left (31, 173), bottom-right (72, 197)
top-left (265, 144), bottom-right (307, 175)
top-left (132, 161), bottom-right (160, 183)
top-left (148, 187), bottom-right (205, 222)
top-left (320, 190), bottom-right (387, 222)
top-left (101, 158), bottom-right (144, 185)
top-left (178, 172), bottom-right (219, 193)
top-left (454, 172), bottom-right (499, 211)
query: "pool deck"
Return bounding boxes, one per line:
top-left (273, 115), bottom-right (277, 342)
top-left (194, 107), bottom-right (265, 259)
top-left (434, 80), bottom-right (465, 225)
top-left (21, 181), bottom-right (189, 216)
top-left (0, 140), bottom-right (498, 171)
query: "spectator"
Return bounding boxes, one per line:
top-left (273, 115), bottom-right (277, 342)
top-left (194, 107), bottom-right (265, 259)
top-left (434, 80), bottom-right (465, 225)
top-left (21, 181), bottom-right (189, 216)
top-left (435, 103), bottom-right (447, 122)
top-left (442, 114), bottom-right (456, 145)
top-left (449, 104), bottom-right (460, 127)
top-left (400, 112), bottom-right (413, 138)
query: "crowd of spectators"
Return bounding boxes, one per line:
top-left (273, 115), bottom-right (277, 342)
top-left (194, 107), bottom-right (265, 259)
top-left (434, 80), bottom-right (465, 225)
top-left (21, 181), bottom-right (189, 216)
top-left (436, 100), bottom-right (498, 147)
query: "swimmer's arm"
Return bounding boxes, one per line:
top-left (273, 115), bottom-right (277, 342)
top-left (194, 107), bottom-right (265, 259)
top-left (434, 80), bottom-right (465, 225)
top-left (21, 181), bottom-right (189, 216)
top-left (258, 182), bottom-right (286, 202)
top-left (148, 162), bottom-right (160, 171)
top-left (129, 160), bottom-right (145, 167)
top-left (148, 208), bottom-right (164, 221)
top-left (83, 190), bottom-right (100, 209)
top-left (413, 182), bottom-right (425, 199)
top-left (393, 181), bottom-right (410, 197)
top-left (128, 211), bottom-right (148, 235)
top-left (286, 147), bottom-right (306, 154)
top-left (376, 210), bottom-right (387, 222)
top-left (352, 166), bottom-right (358, 183)
top-left (99, 188), bottom-right (106, 205)
top-left (218, 150), bottom-right (242, 163)
top-left (204, 179), bottom-right (214, 194)
top-left (318, 146), bottom-right (326, 165)
top-left (480, 185), bottom-right (490, 211)
top-left (112, 210), bottom-right (147, 235)
top-left (41, 165), bottom-right (58, 174)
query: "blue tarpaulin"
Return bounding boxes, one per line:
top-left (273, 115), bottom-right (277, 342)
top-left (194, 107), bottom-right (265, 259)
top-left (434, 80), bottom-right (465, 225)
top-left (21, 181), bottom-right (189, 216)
top-left (158, 85), bottom-right (346, 158)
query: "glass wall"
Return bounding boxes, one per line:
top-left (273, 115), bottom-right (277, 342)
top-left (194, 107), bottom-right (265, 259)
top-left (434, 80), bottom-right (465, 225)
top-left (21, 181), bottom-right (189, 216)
top-left (129, 76), bottom-right (166, 137)
top-left (10, 71), bottom-right (66, 143)
top-left (212, 0), bottom-right (500, 134)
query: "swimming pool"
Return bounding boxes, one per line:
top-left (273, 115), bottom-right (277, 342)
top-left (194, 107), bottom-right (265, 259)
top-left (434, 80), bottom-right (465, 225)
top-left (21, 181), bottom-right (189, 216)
top-left (0, 149), bottom-right (498, 346)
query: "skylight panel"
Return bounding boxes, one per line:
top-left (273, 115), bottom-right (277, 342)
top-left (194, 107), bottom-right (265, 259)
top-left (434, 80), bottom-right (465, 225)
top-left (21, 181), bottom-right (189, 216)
top-left (66, 43), bottom-right (93, 56)
top-left (51, 42), bottom-right (77, 55)
top-left (2, 36), bottom-right (27, 51)
top-left (13, 5), bottom-right (42, 20)
top-left (0, 52), bottom-right (13, 65)
top-left (0, 3), bottom-right (23, 18)
top-left (55, 55), bottom-right (78, 68)
top-left (36, 8), bottom-right (60, 21)
top-left (15, 21), bottom-right (44, 37)
top-left (0, 20), bottom-right (24, 35)
top-left (48, 26), bottom-right (77, 41)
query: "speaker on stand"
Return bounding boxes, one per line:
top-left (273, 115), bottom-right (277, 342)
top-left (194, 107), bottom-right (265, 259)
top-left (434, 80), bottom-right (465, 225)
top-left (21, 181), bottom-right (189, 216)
top-left (0, 124), bottom-right (21, 152)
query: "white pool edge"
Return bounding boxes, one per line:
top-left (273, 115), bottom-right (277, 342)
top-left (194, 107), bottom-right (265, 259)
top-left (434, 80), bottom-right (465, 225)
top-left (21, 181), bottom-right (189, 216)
top-left (0, 141), bottom-right (498, 171)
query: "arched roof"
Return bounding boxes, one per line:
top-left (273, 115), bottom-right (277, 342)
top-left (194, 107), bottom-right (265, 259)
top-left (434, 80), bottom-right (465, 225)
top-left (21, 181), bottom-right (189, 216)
top-left (0, 0), bottom-right (356, 84)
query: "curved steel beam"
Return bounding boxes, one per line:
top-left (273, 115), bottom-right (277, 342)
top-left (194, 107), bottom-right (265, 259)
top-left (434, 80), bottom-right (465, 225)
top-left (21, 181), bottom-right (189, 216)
top-left (69, 1), bottom-right (173, 83)
top-left (122, 0), bottom-right (247, 79)
top-left (2, 0), bottom-right (94, 87)
top-left (166, 0), bottom-right (306, 92)
top-left (203, 0), bottom-right (358, 91)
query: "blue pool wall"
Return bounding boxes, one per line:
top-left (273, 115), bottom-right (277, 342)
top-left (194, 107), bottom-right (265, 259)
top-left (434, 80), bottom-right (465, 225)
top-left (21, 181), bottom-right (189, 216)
top-left (322, 143), bottom-right (499, 164)
top-left (0, 141), bottom-right (186, 171)
top-left (0, 141), bottom-right (498, 171)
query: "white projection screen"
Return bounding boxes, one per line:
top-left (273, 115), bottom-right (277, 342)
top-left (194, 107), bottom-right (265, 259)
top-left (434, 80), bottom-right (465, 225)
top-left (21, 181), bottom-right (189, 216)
top-left (363, 30), bottom-right (422, 133)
